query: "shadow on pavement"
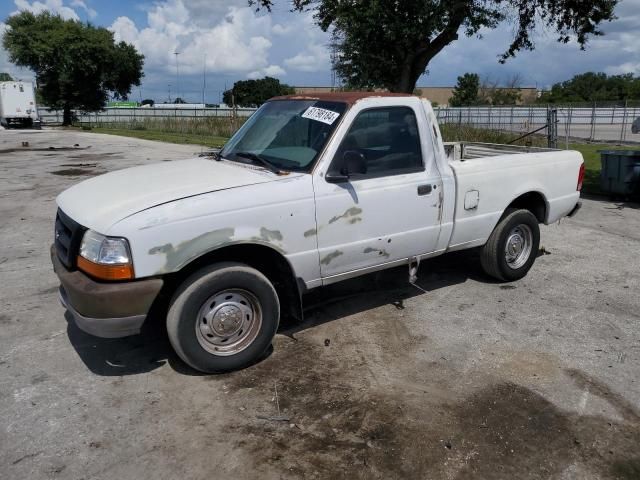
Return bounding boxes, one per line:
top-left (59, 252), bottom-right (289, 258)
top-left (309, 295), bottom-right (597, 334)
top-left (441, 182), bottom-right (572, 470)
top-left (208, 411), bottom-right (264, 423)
top-left (66, 249), bottom-right (488, 376)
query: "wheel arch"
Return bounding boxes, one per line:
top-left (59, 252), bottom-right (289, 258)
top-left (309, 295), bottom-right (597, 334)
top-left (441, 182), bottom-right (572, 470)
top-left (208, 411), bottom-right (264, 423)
top-left (504, 191), bottom-right (548, 224)
top-left (163, 242), bottom-right (304, 325)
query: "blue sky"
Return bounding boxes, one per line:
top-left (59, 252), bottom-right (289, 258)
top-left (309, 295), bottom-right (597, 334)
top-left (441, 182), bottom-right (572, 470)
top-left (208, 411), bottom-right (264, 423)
top-left (1, 0), bottom-right (639, 104)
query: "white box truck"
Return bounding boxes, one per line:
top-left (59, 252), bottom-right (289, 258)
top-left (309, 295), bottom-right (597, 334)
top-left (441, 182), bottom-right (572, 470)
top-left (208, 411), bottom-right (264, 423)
top-left (0, 81), bottom-right (40, 128)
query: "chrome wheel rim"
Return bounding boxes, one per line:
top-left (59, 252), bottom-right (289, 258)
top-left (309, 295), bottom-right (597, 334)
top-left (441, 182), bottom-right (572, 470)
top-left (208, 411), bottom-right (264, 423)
top-left (195, 289), bottom-right (262, 356)
top-left (504, 224), bottom-right (533, 270)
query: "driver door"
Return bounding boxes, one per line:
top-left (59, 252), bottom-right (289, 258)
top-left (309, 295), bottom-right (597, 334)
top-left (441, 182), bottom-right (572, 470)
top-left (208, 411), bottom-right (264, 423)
top-left (313, 101), bottom-right (442, 281)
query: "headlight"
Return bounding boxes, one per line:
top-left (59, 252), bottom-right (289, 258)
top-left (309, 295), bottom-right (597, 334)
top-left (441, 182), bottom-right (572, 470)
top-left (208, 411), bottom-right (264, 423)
top-left (78, 230), bottom-right (134, 280)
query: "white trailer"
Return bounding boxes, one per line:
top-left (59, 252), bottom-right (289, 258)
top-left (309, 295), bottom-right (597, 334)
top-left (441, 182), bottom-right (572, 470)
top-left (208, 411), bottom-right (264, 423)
top-left (0, 81), bottom-right (40, 128)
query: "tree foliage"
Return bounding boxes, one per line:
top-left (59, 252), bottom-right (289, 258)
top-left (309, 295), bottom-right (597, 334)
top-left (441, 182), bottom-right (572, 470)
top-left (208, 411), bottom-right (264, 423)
top-left (538, 72), bottom-right (640, 104)
top-left (0, 72), bottom-right (13, 81)
top-left (451, 72), bottom-right (524, 106)
top-left (252, 0), bottom-right (619, 93)
top-left (2, 11), bottom-right (144, 124)
top-left (223, 77), bottom-right (295, 107)
top-left (450, 73), bottom-right (481, 106)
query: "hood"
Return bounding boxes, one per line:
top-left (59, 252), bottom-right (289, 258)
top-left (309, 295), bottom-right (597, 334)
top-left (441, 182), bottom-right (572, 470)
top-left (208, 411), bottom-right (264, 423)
top-left (56, 157), bottom-right (283, 233)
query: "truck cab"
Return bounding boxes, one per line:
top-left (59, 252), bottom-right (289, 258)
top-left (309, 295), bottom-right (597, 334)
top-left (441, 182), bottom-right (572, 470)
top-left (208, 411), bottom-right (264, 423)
top-left (52, 92), bottom-right (583, 372)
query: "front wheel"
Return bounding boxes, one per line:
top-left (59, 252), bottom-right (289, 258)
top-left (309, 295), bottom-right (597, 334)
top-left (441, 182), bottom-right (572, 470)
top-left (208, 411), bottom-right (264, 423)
top-left (167, 263), bottom-right (280, 373)
top-left (480, 209), bottom-right (540, 282)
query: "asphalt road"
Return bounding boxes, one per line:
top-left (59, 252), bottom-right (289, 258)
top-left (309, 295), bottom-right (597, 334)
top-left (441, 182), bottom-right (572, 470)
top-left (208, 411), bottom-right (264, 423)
top-left (1, 129), bottom-right (639, 480)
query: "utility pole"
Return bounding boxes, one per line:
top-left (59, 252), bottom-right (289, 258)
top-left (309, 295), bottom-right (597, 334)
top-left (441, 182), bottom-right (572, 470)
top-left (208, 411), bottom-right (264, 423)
top-left (174, 51), bottom-right (180, 101)
top-left (168, 84), bottom-right (171, 103)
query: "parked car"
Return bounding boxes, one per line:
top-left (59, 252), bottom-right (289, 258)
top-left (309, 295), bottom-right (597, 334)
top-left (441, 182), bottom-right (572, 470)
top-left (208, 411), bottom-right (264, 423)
top-left (632, 117), bottom-right (640, 134)
top-left (51, 92), bottom-right (584, 372)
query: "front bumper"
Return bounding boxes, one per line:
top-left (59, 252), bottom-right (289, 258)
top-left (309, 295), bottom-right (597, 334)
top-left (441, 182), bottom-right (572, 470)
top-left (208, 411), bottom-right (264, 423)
top-left (51, 245), bottom-right (163, 338)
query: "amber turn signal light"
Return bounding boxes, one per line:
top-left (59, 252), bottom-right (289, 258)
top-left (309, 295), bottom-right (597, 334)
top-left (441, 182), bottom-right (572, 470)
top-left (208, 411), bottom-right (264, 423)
top-left (77, 256), bottom-right (134, 281)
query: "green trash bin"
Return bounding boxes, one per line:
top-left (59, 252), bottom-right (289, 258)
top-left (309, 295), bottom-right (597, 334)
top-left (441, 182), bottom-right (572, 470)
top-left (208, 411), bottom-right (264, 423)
top-left (599, 150), bottom-right (640, 197)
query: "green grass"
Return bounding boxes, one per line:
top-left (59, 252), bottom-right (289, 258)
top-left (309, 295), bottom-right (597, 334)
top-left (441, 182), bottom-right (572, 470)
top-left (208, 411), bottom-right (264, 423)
top-left (88, 127), bottom-right (228, 148)
top-left (440, 124), bottom-right (548, 147)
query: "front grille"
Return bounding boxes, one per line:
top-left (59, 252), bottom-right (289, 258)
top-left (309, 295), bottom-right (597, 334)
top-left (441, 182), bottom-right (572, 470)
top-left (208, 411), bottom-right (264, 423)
top-left (54, 209), bottom-right (86, 269)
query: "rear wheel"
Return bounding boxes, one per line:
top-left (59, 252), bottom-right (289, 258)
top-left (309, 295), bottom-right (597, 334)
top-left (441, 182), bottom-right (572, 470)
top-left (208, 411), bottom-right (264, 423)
top-left (480, 209), bottom-right (540, 282)
top-left (167, 262), bottom-right (280, 373)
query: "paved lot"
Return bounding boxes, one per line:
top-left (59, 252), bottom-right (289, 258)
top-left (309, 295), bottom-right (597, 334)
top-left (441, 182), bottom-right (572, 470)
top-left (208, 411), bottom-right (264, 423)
top-left (1, 128), bottom-right (639, 480)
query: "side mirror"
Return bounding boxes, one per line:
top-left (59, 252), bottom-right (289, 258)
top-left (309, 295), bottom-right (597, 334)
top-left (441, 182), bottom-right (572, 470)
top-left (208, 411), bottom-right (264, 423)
top-left (342, 150), bottom-right (367, 176)
top-left (326, 150), bottom-right (367, 184)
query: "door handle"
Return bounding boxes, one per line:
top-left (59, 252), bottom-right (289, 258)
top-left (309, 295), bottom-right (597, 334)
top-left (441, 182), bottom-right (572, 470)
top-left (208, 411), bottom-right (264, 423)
top-left (417, 184), bottom-right (432, 196)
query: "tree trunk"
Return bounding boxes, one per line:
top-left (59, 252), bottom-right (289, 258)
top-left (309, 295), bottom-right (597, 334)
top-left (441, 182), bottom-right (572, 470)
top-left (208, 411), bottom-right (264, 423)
top-left (62, 104), bottom-right (73, 126)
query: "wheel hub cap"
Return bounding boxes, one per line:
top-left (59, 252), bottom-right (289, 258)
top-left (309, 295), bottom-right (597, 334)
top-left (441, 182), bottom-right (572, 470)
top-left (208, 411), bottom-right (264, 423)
top-left (504, 224), bottom-right (533, 270)
top-left (195, 289), bottom-right (263, 357)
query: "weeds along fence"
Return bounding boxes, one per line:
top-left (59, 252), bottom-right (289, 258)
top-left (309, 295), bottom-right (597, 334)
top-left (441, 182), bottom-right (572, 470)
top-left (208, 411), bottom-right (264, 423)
top-left (38, 102), bottom-right (640, 145)
top-left (38, 106), bottom-right (254, 138)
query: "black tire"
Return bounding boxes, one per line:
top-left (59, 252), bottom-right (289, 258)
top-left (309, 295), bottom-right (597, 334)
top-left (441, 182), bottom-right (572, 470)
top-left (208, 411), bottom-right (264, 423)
top-left (480, 209), bottom-right (540, 282)
top-left (167, 262), bottom-right (280, 373)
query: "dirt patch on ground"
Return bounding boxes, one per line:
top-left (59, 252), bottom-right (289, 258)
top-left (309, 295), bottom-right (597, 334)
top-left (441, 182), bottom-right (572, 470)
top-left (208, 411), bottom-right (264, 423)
top-left (219, 338), bottom-right (640, 479)
top-left (50, 168), bottom-right (101, 177)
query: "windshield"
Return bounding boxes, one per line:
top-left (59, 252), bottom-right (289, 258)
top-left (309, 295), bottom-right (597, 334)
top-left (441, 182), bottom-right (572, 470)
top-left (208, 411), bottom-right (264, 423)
top-left (220, 100), bottom-right (348, 172)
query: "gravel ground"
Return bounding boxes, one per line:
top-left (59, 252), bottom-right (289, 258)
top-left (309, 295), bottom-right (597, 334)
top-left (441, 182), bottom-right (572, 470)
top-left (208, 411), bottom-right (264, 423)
top-left (1, 128), bottom-right (639, 480)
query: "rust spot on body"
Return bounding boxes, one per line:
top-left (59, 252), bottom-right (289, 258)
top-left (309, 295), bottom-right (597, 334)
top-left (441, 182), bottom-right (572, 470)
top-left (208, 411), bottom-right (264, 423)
top-left (259, 227), bottom-right (283, 242)
top-left (363, 247), bottom-right (390, 258)
top-left (149, 227), bottom-right (235, 273)
top-left (303, 228), bottom-right (317, 238)
top-left (320, 250), bottom-right (343, 266)
top-left (329, 207), bottom-right (362, 225)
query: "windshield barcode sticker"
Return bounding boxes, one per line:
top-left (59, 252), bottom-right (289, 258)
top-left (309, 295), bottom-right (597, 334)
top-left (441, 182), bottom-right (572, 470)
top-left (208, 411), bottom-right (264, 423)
top-left (301, 107), bottom-right (340, 125)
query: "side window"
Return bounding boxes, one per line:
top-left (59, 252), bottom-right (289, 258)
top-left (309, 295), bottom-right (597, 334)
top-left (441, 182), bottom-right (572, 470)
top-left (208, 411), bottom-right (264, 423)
top-left (332, 106), bottom-right (423, 178)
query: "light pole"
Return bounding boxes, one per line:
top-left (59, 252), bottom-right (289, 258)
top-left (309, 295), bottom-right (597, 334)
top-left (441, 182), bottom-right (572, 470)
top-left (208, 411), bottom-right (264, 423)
top-left (174, 51), bottom-right (180, 102)
top-left (168, 84), bottom-right (171, 103)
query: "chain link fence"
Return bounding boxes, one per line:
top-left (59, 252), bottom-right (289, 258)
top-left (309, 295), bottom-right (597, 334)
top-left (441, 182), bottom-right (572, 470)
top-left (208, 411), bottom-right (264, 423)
top-left (38, 101), bottom-right (640, 145)
top-left (435, 102), bottom-right (640, 144)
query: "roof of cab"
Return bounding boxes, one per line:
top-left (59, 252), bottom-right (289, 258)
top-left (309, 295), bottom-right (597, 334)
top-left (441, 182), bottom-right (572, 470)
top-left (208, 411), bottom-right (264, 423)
top-left (269, 91), bottom-right (415, 105)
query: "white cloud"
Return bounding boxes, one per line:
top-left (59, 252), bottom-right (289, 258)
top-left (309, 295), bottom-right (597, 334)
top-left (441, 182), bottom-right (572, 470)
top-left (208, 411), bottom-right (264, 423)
top-left (248, 64), bottom-right (286, 79)
top-left (272, 23), bottom-right (293, 35)
top-left (109, 1), bottom-right (284, 78)
top-left (70, 0), bottom-right (96, 19)
top-left (12, 0), bottom-right (80, 20)
top-left (282, 13), bottom-right (330, 73)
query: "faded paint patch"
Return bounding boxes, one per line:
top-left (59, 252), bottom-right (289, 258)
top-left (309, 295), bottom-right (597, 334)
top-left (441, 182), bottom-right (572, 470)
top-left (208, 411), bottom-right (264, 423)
top-left (364, 247), bottom-right (391, 258)
top-left (259, 227), bottom-right (283, 242)
top-left (328, 207), bottom-right (362, 225)
top-left (148, 227), bottom-right (235, 273)
top-left (303, 228), bottom-right (317, 238)
top-left (320, 250), bottom-right (343, 266)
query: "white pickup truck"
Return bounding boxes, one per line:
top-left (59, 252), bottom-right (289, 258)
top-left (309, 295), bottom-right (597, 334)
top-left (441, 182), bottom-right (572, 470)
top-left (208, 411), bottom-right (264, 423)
top-left (51, 92), bottom-right (583, 372)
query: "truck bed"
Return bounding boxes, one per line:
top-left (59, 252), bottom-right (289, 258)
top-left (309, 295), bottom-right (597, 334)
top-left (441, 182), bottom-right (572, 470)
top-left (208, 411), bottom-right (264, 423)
top-left (444, 142), bottom-right (557, 162)
top-left (443, 142), bottom-right (583, 252)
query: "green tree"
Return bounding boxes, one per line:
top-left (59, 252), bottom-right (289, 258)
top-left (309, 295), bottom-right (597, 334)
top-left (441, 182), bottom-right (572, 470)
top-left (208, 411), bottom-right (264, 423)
top-left (450, 73), bottom-right (480, 106)
top-left (0, 72), bottom-right (13, 81)
top-left (223, 77), bottom-right (295, 107)
top-left (253, 0), bottom-right (619, 93)
top-left (3, 12), bottom-right (144, 125)
top-left (538, 72), bottom-right (640, 103)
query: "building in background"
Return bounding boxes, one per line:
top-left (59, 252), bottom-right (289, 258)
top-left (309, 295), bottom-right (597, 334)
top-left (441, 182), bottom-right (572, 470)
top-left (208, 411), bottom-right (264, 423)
top-left (293, 86), bottom-right (539, 106)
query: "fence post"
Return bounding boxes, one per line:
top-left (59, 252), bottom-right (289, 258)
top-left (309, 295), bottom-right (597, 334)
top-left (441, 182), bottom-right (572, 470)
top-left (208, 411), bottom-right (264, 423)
top-left (620, 99), bottom-right (628, 144)
top-left (589, 101), bottom-right (596, 142)
top-left (547, 107), bottom-right (558, 148)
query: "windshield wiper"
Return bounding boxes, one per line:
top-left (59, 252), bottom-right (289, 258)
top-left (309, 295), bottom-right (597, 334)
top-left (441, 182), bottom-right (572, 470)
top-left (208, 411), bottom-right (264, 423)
top-left (234, 152), bottom-right (287, 175)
